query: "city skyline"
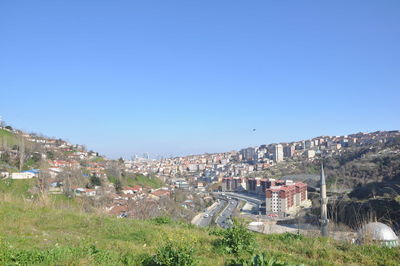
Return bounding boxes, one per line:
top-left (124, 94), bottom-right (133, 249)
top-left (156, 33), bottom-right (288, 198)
top-left (1, 1), bottom-right (399, 158)
top-left (1, 119), bottom-right (396, 160)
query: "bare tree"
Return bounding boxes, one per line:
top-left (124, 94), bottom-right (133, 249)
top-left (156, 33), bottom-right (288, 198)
top-left (19, 136), bottom-right (25, 171)
top-left (2, 135), bottom-right (8, 151)
top-left (128, 199), bottom-right (161, 219)
top-left (37, 170), bottom-right (50, 194)
top-left (60, 167), bottom-right (87, 196)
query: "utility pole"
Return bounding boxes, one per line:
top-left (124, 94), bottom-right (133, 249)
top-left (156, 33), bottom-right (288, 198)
top-left (320, 162), bottom-right (329, 237)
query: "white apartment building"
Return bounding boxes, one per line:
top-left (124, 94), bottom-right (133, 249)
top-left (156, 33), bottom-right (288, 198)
top-left (273, 144), bottom-right (284, 163)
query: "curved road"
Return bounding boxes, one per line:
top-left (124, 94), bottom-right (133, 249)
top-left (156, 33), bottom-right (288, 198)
top-left (194, 200), bottom-right (227, 227)
top-left (214, 192), bottom-right (263, 205)
top-left (216, 198), bottom-right (238, 229)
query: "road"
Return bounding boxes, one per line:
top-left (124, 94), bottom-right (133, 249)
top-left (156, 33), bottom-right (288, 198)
top-left (215, 198), bottom-right (238, 229)
top-left (194, 192), bottom-right (258, 229)
top-left (215, 191), bottom-right (264, 205)
top-left (213, 191), bottom-right (263, 215)
top-left (194, 199), bottom-right (227, 227)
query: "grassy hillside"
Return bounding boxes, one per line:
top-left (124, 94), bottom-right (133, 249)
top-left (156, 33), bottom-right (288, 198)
top-left (0, 179), bottom-right (35, 196)
top-left (128, 174), bottom-right (165, 188)
top-left (108, 174), bottom-right (165, 189)
top-left (0, 128), bottom-right (17, 148)
top-left (0, 180), bottom-right (399, 265)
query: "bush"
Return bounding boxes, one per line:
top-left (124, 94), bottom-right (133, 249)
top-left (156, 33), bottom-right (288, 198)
top-left (147, 240), bottom-right (196, 266)
top-left (152, 216), bottom-right (173, 225)
top-left (89, 175), bottom-right (102, 187)
top-left (210, 223), bottom-right (256, 256)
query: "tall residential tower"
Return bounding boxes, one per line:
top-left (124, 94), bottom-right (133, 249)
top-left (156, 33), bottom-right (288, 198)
top-left (273, 144), bottom-right (284, 163)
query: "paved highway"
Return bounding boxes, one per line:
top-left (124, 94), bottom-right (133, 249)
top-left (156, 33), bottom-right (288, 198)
top-left (215, 197), bottom-right (238, 229)
top-left (194, 192), bottom-right (256, 228)
top-left (214, 192), bottom-right (264, 205)
top-left (195, 199), bottom-right (227, 227)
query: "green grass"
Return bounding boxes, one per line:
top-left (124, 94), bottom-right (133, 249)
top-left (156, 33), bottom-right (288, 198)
top-left (0, 181), bottom-right (399, 265)
top-left (108, 174), bottom-right (165, 189)
top-left (90, 156), bottom-right (105, 162)
top-left (0, 179), bottom-right (35, 197)
top-left (23, 158), bottom-right (41, 171)
top-left (0, 128), bottom-right (18, 147)
top-left (126, 174), bottom-right (165, 189)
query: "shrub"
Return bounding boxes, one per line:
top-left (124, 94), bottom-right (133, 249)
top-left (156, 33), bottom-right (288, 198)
top-left (211, 223), bottom-right (256, 255)
top-left (89, 175), bottom-right (102, 187)
top-left (152, 216), bottom-right (172, 225)
top-left (148, 240), bottom-right (196, 266)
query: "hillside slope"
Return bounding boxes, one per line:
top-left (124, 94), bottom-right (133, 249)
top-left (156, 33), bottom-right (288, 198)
top-left (1, 181), bottom-right (400, 265)
top-left (0, 128), bottom-right (18, 148)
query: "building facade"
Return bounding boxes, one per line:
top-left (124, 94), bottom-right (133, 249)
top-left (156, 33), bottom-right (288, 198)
top-left (222, 177), bottom-right (243, 191)
top-left (240, 147), bottom-right (256, 162)
top-left (273, 144), bottom-right (284, 163)
top-left (265, 181), bottom-right (309, 217)
top-left (283, 145), bottom-right (295, 158)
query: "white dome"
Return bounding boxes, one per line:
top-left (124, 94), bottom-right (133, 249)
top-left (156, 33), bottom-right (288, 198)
top-left (357, 222), bottom-right (399, 242)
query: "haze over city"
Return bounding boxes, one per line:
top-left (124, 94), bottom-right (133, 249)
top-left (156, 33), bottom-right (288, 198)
top-left (1, 1), bottom-right (399, 158)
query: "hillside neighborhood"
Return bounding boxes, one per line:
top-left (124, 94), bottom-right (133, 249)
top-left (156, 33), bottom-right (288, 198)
top-left (1, 121), bottom-right (399, 224)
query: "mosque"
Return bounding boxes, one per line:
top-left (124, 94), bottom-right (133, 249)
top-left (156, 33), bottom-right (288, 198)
top-left (319, 163), bottom-right (399, 247)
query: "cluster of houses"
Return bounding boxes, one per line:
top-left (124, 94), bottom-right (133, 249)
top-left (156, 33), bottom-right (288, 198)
top-left (106, 185), bottom-right (172, 218)
top-left (2, 125), bottom-right (398, 220)
top-left (0, 127), bottom-right (197, 219)
top-left (123, 131), bottom-right (400, 190)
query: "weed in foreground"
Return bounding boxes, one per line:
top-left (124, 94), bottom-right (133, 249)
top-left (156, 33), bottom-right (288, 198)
top-left (145, 239), bottom-right (196, 266)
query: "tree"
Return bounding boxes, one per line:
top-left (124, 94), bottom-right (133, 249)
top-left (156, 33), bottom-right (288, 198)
top-left (36, 170), bottom-right (50, 194)
top-left (32, 152), bottom-right (42, 163)
top-left (0, 152), bottom-right (10, 164)
top-left (61, 167), bottom-right (87, 197)
top-left (19, 137), bottom-right (25, 171)
top-left (115, 178), bottom-right (122, 194)
top-left (89, 174), bottom-right (102, 187)
top-left (1, 135), bottom-right (8, 151)
top-left (129, 199), bottom-right (161, 220)
top-left (46, 151), bottom-right (55, 160)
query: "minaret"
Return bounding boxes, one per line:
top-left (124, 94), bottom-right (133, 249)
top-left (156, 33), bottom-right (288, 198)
top-left (320, 162), bottom-right (329, 236)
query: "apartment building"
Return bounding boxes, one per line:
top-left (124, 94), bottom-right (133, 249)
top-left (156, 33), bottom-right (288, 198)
top-left (221, 177), bottom-right (243, 191)
top-left (265, 181), bottom-right (309, 217)
top-left (273, 144), bottom-right (284, 163)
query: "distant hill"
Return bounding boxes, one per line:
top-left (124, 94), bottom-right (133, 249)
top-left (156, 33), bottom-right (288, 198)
top-left (266, 137), bottom-right (400, 190)
top-left (323, 138), bottom-right (400, 188)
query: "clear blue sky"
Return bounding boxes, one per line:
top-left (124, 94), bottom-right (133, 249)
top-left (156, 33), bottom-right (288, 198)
top-left (1, 1), bottom-right (399, 159)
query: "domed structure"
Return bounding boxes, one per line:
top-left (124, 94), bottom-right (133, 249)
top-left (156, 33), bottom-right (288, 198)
top-left (357, 222), bottom-right (399, 247)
